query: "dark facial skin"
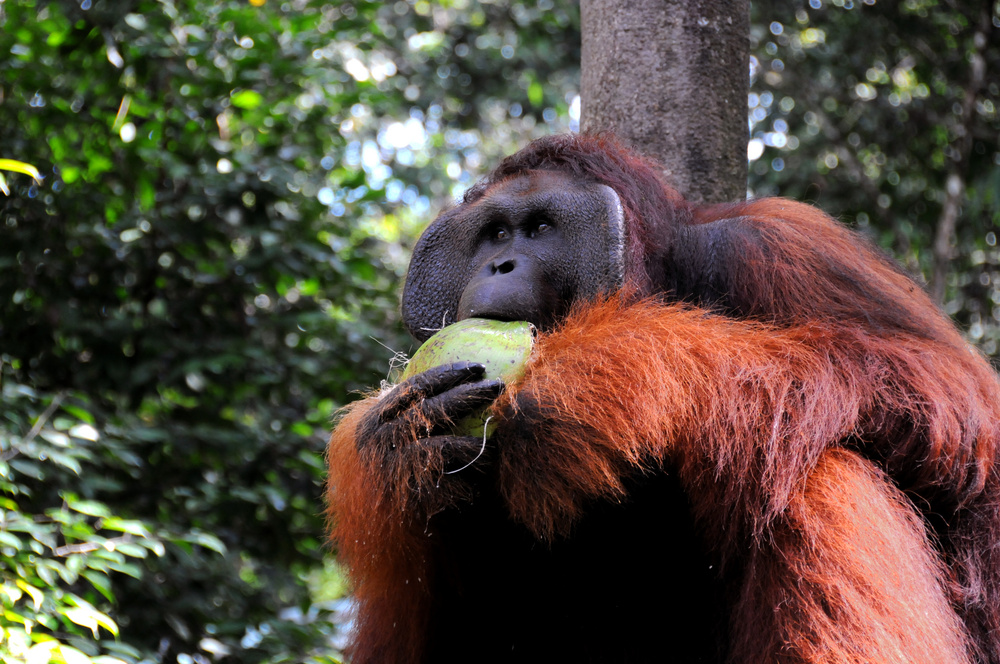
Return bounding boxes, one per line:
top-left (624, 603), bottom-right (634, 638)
top-left (455, 177), bottom-right (576, 329)
top-left (402, 169), bottom-right (624, 341)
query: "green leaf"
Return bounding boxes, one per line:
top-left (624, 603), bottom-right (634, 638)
top-left (0, 531), bottom-right (23, 549)
top-left (0, 582), bottom-right (23, 604)
top-left (54, 644), bottom-right (94, 664)
top-left (65, 497), bottom-right (111, 518)
top-left (186, 531), bottom-right (226, 555)
top-left (9, 459), bottom-right (44, 480)
top-left (80, 570), bottom-right (114, 603)
top-left (14, 580), bottom-right (44, 611)
top-left (100, 518), bottom-right (151, 537)
top-left (113, 542), bottom-right (148, 558)
top-left (231, 89), bottom-right (263, 109)
top-left (138, 176), bottom-right (155, 211)
top-left (35, 560), bottom-right (59, 586)
top-left (0, 159), bottom-right (42, 181)
top-left (62, 604), bottom-right (119, 638)
top-left (60, 404), bottom-right (95, 425)
top-left (528, 80), bottom-right (544, 106)
top-left (3, 607), bottom-right (28, 625)
top-left (47, 450), bottom-right (83, 475)
top-left (106, 561), bottom-right (143, 579)
top-left (26, 641), bottom-right (60, 663)
top-left (60, 165), bottom-right (80, 183)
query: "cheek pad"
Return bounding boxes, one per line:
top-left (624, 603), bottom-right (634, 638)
top-left (401, 179), bottom-right (626, 342)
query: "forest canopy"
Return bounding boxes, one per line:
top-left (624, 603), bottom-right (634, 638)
top-left (1, 0), bottom-right (997, 662)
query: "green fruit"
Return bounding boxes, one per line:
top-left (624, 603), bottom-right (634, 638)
top-left (401, 318), bottom-right (535, 436)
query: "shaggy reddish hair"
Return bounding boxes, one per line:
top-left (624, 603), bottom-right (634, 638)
top-left (328, 134), bottom-right (1000, 664)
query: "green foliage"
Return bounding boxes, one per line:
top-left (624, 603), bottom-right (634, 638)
top-left (2, 0), bottom-right (996, 661)
top-left (748, 0), bottom-right (1000, 356)
top-left (1, 377), bottom-right (165, 663)
top-left (0, 0), bottom-right (576, 661)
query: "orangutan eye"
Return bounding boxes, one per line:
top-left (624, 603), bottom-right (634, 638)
top-left (528, 222), bottom-right (551, 239)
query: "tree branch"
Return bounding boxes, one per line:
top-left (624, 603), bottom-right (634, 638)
top-left (1, 392), bottom-right (66, 462)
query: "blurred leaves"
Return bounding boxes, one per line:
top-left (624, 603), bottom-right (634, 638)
top-left (0, 0), bottom-right (576, 661)
top-left (748, 0), bottom-right (1000, 357)
top-left (0, 159), bottom-right (42, 196)
top-left (1, 378), bottom-right (162, 663)
top-left (2, 0), bottom-right (997, 662)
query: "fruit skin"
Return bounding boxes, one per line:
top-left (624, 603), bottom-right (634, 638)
top-left (401, 318), bottom-right (534, 436)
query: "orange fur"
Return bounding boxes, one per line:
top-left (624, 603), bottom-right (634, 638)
top-left (732, 448), bottom-right (972, 663)
top-left (327, 402), bottom-right (433, 664)
top-left (330, 294), bottom-right (999, 662)
top-left (327, 136), bottom-right (1000, 663)
top-left (495, 295), bottom-right (997, 541)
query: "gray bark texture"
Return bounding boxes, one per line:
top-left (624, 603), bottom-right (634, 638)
top-left (581, 0), bottom-right (750, 204)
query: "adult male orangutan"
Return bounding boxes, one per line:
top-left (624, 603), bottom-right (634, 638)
top-left (327, 133), bottom-right (1000, 664)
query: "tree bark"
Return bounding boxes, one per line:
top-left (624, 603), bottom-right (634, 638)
top-left (581, 0), bottom-right (750, 204)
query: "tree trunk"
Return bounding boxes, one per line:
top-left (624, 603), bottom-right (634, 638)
top-left (581, 0), bottom-right (750, 204)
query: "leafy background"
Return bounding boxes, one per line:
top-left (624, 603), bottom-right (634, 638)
top-left (1, 0), bottom-right (997, 662)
